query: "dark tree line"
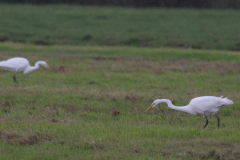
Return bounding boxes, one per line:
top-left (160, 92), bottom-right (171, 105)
top-left (1, 0), bottom-right (240, 8)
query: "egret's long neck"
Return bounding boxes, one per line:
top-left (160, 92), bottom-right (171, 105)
top-left (23, 62), bottom-right (40, 74)
top-left (159, 99), bottom-right (193, 114)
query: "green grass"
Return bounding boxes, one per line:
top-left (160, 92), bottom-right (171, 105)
top-left (0, 4), bottom-right (240, 50)
top-left (0, 42), bottom-right (240, 159)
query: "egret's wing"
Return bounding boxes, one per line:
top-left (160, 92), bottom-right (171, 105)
top-left (190, 96), bottom-right (233, 116)
top-left (193, 100), bottom-right (221, 115)
top-left (0, 58), bottom-right (28, 72)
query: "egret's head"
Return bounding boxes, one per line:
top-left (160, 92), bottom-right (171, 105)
top-left (39, 61), bottom-right (52, 70)
top-left (145, 99), bottom-right (170, 112)
top-left (145, 100), bottom-right (159, 112)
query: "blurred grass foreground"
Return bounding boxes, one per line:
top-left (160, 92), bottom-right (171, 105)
top-left (0, 4), bottom-right (240, 50)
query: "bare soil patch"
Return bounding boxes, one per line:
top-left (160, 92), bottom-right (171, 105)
top-left (0, 130), bottom-right (51, 145)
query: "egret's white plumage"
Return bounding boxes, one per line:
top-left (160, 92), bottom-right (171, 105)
top-left (0, 57), bottom-right (51, 84)
top-left (145, 96), bottom-right (233, 128)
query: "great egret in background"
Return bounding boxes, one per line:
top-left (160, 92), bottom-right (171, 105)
top-left (0, 57), bottom-right (51, 84)
top-left (145, 96), bottom-right (233, 128)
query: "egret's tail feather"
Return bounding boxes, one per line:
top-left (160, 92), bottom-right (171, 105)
top-left (220, 96), bottom-right (234, 105)
top-left (0, 61), bottom-right (5, 66)
top-left (0, 61), bottom-right (8, 67)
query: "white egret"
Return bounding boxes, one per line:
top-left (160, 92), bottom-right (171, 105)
top-left (0, 57), bottom-right (51, 84)
top-left (145, 96), bottom-right (233, 128)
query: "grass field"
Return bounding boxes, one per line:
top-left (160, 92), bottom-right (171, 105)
top-left (0, 4), bottom-right (240, 50)
top-left (0, 42), bottom-right (240, 159)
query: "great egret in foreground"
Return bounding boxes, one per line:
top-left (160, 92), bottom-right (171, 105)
top-left (0, 57), bottom-right (51, 84)
top-left (145, 96), bottom-right (233, 128)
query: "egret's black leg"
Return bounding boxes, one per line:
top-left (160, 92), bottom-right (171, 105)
top-left (203, 116), bottom-right (209, 129)
top-left (215, 115), bottom-right (220, 129)
top-left (13, 73), bottom-right (18, 85)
